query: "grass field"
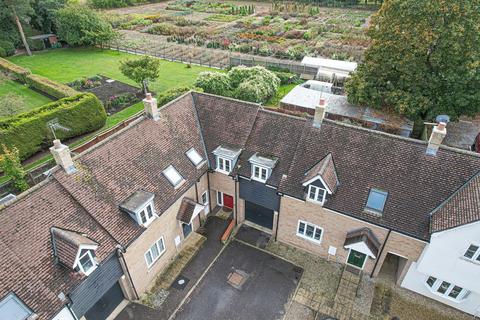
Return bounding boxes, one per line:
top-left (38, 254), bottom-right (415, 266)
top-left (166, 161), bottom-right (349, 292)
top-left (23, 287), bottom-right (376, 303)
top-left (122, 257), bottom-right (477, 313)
top-left (9, 48), bottom-right (215, 93)
top-left (0, 78), bottom-right (52, 115)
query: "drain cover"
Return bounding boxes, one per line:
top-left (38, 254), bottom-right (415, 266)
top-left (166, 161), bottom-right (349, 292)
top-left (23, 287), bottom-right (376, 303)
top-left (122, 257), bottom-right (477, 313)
top-left (227, 269), bottom-right (249, 290)
top-left (171, 275), bottom-right (190, 290)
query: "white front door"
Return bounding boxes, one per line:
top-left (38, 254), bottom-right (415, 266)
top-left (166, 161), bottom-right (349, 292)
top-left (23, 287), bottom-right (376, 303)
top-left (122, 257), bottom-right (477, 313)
top-left (201, 191), bottom-right (210, 214)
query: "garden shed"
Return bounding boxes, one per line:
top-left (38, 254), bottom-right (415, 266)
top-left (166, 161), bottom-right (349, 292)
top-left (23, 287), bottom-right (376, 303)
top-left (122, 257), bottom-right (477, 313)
top-left (28, 34), bottom-right (59, 50)
top-left (301, 57), bottom-right (358, 85)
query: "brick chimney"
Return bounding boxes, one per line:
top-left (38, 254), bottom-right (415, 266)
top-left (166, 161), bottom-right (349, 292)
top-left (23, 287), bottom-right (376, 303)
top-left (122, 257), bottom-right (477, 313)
top-left (313, 98), bottom-right (327, 128)
top-left (426, 122), bottom-right (447, 156)
top-left (50, 139), bottom-right (76, 174)
top-left (143, 93), bottom-right (159, 121)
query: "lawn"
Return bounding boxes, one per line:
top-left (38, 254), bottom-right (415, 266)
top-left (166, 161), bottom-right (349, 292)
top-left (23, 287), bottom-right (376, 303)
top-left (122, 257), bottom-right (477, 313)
top-left (9, 48), bottom-right (214, 93)
top-left (0, 78), bottom-right (52, 115)
top-left (266, 82), bottom-right (301, 108)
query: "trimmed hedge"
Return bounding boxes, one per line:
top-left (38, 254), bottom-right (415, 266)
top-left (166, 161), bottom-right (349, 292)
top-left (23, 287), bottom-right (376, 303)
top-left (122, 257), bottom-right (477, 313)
top-left (0, 93), bottom-right (107, 160)
top-left (0, 40), bottom-right (15, 57)
top-left (26, 74), bottom-right (78, 99)
top-left (0, 58), bottom-right (31, 83)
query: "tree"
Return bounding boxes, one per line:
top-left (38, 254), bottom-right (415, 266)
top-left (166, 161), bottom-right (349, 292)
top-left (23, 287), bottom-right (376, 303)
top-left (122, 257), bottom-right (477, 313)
top-left (31, 0), bottom-right (66, 34)
top-left (194, 72), bottom-right (231, 96)
top-left (56, 4), bottom-right (117, 46)
top-left (119, 56), bottom-right (161, 94)
top-left (1, 0), bottom-right (33, 56)
top-left (345, 0), bottom-right (480, 123)
top-left (0, 144), bottom-right (29, 192)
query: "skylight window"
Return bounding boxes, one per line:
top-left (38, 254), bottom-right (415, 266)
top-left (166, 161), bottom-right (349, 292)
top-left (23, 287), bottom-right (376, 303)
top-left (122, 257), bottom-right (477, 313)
top-left (365, 189), bottom-right (388, 214)
top-left (0, 293), bottom-right (32, 320)
top-left (186, 148), bottom-right (203, 166)
top-left (163, 165), bottom-right (184, 187)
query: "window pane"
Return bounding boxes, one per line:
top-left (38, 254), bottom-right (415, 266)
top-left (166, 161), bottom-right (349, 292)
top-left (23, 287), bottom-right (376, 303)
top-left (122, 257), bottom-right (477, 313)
top-left (202, 192), bottom-right (207, 204)
top-left (218, 158), bottom-right (224, 170)
top-left (145, 252), bottom-right (153, 266)
top-left (146, 205), bottom-right (153, 219)
top-left (426, 276), bottom-right (437, 287)
top-left (314, 228), bottom-right (321, 241)
top-left (157, 239), bottom-right (165, 252)
top-left (225, 160), bottom-right (231, 172)
top-left (316, 188), bottom-right (325, 202)
top-left (254, 166), bottom-right (260, 177)
top-left (151, 243), bottom-right (160, 260)
top-left (306, 225), bottom-right (314, 238)
top-left (437, 281), bottom-right (451, 294)
top-left (261, 169), bottom-right (267, 180)
top-left (464, 245), bottom-right (479, 259)
top-left (298, 222), bottom-right (305, 235)
top-left (140, 210), bottom-right (147, 224)
top-left (366, 189), bottom-right (388, 212)
top-left (308, 186), bottom-right (317, 200)
top-left (80, 253), bottom-right (94, 272)
top-left (448, 286), bottom-right (463, 299)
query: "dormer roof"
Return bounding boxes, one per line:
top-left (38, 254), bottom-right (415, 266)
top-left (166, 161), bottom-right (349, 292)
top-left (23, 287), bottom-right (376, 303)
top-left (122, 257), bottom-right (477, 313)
top-left (119, 190), bottom-right (155, 214)
top-left (213, 145), bottom-right (242, 159)
top-left (249, 153), bottom-right (278, 169)
top-left (51, 227), bottom-right (98, 269)
top-left (302, 153), bottom-right (338, 194)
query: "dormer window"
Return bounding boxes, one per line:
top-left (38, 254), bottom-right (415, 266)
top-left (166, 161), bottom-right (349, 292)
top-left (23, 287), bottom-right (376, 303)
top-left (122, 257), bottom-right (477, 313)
top-left (78, 249), bottom-right (96, 275)
top-left (119, 190), bottom-right (157, 227)
top-left (186, 147), bottom-right (204, 167)
top-left (217, 157), bottom-right (232, 174)
top-left (163, 165), bottom-right (185, 188)
top-left (252, 165), bottom-right (268, 182)
top-left (365, 188), bottom-right (388, 214)
top-left (307, 185), bottom-right (326, 204)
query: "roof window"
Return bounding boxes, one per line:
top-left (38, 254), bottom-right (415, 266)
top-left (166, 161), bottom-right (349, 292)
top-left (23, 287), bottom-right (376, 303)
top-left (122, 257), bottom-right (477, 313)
top-left (365, 188), bottom-right (388, 214)
top-left (163, 165), bottom-right (184, 187)
top-left (186, 148), bottom-right (204, 167)
top-left (0, 293), bottom-right (33, 320)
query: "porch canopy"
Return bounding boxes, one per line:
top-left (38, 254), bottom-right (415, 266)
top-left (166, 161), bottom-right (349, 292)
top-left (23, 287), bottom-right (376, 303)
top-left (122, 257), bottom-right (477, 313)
top-left (343, 227), bottom-right (381, 259)
top-left (177, 197), bottom-right (205, 224)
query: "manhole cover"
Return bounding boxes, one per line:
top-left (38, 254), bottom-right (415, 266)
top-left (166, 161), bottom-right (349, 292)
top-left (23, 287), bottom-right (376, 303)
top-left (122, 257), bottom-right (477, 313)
top-left (227, 269), bottom-right (249, 290)
top-left (171, 275), bottom-right (190, 290)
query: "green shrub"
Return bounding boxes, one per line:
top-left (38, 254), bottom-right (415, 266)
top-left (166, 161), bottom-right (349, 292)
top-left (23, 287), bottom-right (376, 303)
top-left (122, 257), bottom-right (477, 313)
top-left (0, 40), bottom-right (15, 57)
top-left (194, 72), bottom-right (231, 96)
top-left (0, 93), bottom-right (107, 160)
top-left (26, 74), bottom-right (78, 99)
top-left (0, 48), bottom-right (6, 58)
top-left (0, 58), bottom-right (31, 83)
top-left (157, 86), bottom-right (193, 106)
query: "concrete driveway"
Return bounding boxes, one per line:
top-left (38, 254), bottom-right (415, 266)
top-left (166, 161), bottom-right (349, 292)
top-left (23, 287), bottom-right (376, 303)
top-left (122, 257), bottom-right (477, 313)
top-left (173, 240), bottom-right (302, 320)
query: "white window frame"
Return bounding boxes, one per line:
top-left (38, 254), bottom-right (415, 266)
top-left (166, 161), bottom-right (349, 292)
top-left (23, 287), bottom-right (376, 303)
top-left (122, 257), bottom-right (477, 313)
top-left (424, 276), bottom-right (469, 302)
top-left (307, 185), bottom-right (327, 205)
top-left (216, 191), bottom-right (223, 206)
top-left (462, 243), bottom-right (480, 263)
top-left (78, 250), bottom-right (97, 276)
top-left (296, 220), bottom-right (323, 244)
top-left (216, 157), bottom-right (232, 174)
top-left (144, 237), bottom-right (166, 269)
top-left (186, 148), bottom-right (204, 167)
top-left (137, 203), bottom-right (156, 227)
top-left (163, 165), bottom-right (185, 188)
top-left (251, 165), bottom-right (269, 183)
top-left (0, 293), bottom-right (32, 320)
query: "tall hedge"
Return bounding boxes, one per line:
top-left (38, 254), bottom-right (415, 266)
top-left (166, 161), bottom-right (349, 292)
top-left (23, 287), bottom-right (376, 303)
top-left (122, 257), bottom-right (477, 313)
top-left (0, 58), bottom-right (31, 83)
top-left (0, 93), bottom-right (107, 160)
top-left (26, 74), bottom-right (78, 99)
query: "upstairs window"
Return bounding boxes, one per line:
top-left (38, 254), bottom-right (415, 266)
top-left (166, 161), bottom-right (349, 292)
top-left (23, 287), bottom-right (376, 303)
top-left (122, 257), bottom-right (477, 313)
top-left (145, 237), bottom-right (166, 268)
top-left (139, 203), bottom-right (155, 226)
top-left (78, 249), bottom-right (96, 275)
top-left (186, 148), bottom-right (203, 166)
top-left (365, 189), bottom-right (388, 214)
top-left (463, 244), bottom-right (480, 262)
top-left (217, 157), bottom-right (232, 174)
top-left (307, 185), bottom-right (327, 204)
top-left (163, 165), bottom-right (184, 187)
top-left (252, 165), bottom-right (268, 182)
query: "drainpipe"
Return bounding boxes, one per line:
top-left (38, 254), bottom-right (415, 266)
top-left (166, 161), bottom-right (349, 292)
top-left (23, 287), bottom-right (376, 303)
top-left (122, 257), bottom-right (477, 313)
top-left (370, 229), bottom-right (391, 278)
top-left (207, 171), bottom-right (213, 213)
top-left (117, 247), bottom-right (139, 300)
top-left (274, 195), bottom-right (282, 242)
top-left (194, 180), bottom-right (199, 203)
top-left (234, 176), bottom-right (239, 225)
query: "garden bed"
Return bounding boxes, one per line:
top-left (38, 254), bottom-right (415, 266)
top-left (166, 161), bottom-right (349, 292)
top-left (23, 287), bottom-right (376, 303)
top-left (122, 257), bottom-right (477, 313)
top-left (69, 75), bottom-right (144, 114)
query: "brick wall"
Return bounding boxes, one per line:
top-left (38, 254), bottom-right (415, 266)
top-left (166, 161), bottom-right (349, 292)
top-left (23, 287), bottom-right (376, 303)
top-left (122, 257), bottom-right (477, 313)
top-left (277, 195), bottom-right (426, 277)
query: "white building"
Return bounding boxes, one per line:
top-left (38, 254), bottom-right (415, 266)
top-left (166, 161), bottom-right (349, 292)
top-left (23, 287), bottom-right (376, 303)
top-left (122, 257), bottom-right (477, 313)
top-left (301, 56), bottom-right (358, 83)
top-left (402, 173), bottom-right (480, 316)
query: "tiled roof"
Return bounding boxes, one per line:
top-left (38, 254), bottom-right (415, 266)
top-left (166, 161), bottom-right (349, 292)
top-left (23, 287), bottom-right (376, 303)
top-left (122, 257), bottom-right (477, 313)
top-left (302, 153), bottom-right (339, 193)
top-left (344, 227), bottom-right (381, 258)
top-left (279, 119), bottom-right (480, 240)
top-left (53, 94), bottom-right (208, 247)
top-left (177, 197), bottom-right (197, 223)
top-left (51, 227), bottom-right (98, 268)
top-left (0, 180), bottom-right (117, 319)
top-left (430, 172), bottom-right (480, 233)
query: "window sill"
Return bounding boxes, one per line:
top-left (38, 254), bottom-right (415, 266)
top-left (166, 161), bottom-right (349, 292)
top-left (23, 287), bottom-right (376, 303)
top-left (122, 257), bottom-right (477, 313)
top-left (215, 169), bottom-right (231, 175)
top-left (251, 176), bottom-right (267, 183)
top-left (306, 198), bottom-right (325, 206)
top-left (363, 208), bottom-right (383, 216)
top-left (296, 233), bottom-right (322, 244)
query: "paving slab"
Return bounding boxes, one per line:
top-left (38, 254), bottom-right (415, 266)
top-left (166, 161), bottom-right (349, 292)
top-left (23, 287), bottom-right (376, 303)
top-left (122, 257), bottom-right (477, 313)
top-left (235, 224), bottom-right (271, 249)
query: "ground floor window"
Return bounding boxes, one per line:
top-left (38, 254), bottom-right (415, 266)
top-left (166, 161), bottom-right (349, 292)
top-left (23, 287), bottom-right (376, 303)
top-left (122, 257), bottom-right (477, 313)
top-left (425, 276), bottom-right (469, 301)
top-left (346, 249), bottom-right (367, 269)
top-left (296, 220), bottom-right (323, 243)
top-left (182, 222), bottom-right (192, 238)
top-left (145, 237), bottom-right (166, 268)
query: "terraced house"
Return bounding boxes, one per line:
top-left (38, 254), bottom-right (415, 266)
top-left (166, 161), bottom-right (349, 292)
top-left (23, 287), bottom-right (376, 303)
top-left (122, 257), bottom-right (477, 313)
top-left (1, 92), bottom-right (479, 319)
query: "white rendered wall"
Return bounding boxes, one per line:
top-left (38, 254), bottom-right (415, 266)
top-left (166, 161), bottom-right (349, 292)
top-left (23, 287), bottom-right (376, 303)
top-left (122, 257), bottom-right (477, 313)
top-left (51, 307), bottom-right (76, 320)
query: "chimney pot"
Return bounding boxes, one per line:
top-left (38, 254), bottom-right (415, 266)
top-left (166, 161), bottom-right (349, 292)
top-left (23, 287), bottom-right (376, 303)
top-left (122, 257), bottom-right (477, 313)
top-left (143, 93), bottom-right (159, 121)
top-left (49, 139), bottom-right (76, 174)
top-left (426, 122), bottom-right (447, 156)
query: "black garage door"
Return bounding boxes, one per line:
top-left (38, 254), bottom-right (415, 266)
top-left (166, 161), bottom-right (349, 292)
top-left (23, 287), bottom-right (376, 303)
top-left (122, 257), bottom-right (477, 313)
top-left (84, 282), bottom-right (124, 320)
top-left (245, 201), bottom-right (274, 229)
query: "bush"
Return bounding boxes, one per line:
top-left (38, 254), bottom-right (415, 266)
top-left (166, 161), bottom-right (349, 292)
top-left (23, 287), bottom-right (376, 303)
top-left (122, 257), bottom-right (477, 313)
top-left (157, 86), bottom-right (193, 106)
top-left (194, 72), bottom-right (231, 96)
top-left (56, 5), bottom-right (117, 46)
top-left (0, 48), bottom-right (6, 58)
top-left (0, 58), bottom-right (31, 83)
top-left (26, 74), bottom-right (78, 99)
top-left (0, 40), bottom-right (15, 57)
top-left (0, 93), bottom-right (107, 160)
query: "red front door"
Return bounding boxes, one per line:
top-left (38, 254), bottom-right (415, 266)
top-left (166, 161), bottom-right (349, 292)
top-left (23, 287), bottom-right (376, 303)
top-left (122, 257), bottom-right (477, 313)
top-left (223, 194), bottom-right (234, 209)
